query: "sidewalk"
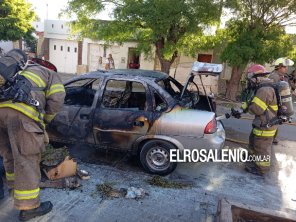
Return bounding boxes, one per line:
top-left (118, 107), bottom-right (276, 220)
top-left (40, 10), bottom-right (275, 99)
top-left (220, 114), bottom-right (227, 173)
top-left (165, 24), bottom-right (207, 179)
top-left (0, 162), bottom-right (219, 222)
top-left (1, 141), bottom-right (296, 222)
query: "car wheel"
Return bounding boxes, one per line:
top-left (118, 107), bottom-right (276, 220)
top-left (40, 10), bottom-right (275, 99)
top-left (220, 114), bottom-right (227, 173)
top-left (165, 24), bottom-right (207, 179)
top-left (139, 140), bottom-right (177, 175)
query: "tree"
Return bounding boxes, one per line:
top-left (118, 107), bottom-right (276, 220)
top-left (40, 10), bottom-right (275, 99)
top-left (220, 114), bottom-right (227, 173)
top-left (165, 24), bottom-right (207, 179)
top-left (0, 0), bottom-right (36, 41)
top-left (24, 32), bottom-right (37, 53)
top-left (63, 0), bottom-right (222, 74)
top-left (219, 0), bottom-right (296, 100)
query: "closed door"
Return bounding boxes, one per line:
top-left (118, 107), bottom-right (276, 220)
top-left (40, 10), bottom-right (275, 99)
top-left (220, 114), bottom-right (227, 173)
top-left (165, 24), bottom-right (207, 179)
top-left (93, 79), bottom-right (151, 150)
top-left (64, 42), bottom-right (78, 74)
top-left (49, 39), bottom-right (78, 73)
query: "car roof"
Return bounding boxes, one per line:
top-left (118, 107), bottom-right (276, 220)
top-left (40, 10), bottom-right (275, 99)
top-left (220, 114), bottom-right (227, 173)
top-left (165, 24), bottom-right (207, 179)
top-left (80, 69), bottom-right (169, 81)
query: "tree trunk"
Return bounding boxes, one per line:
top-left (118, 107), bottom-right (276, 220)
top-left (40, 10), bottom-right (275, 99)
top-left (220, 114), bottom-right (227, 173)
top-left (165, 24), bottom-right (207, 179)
top-left (155, 39), bottom-right (177, 74)
top-left (18, 39), bottom-right (22, 50)
top-left (160, 61), bottom-right (173, 74)
top-left (225, 66), bottom-right (243, 101)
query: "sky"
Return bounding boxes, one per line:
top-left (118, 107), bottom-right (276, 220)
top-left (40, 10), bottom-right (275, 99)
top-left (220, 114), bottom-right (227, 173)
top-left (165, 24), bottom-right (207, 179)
top-left (28, 0), bottom-right (295, 34)
top-left (27, 0), bottom-right (68, 21)
top-left (27, 0), bottom-right (112, 21)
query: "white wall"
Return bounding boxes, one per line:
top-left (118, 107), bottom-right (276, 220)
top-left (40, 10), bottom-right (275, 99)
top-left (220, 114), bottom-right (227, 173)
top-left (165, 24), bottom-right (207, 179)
top-left (170, 51), bottom-right (219, 95)
top-left (83, 39), bottom-right (155, 71)
top-left (42, 20), bottom-right (78, 73)
top-left (44, 20), bottom-right (76, 40)
top-left (32, 22), bottom-right (44, 32)
top-left (0, 41), bottom-right (13, 53)
top-left (49, 39), bottom-right (78, 74)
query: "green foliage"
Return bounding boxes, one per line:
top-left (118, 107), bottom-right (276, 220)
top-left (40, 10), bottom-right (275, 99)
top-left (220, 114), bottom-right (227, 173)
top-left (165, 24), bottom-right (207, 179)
top-left (63, 0), bottom-right (222, 72)
top-left (24, 31), bottom-right (37, 53)
top-left (147, 175), bottom-right (191, 189)
top-left (219, 0), bottom-right (296, 67)
top-left (287, 36), bottom-right (296, 66)
top-left (220, 20), bottom-right (294, 67)
top-left (0, 0), bottom-right (36, 41)
top-left (218, 0), bottom-right (296, 99)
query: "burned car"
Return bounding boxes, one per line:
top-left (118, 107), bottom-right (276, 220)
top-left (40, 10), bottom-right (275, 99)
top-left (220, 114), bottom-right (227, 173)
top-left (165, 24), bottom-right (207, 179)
top-left (47, 64), bottom-right (225, 175)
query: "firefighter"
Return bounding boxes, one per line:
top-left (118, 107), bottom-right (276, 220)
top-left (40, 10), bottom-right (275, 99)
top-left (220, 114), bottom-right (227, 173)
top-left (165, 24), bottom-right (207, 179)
top-left (240, 64), bottom-right (278, 176)
top-left (269, 58), bottom-right (295, 144)
top-left (0, 49), bottom-right (65, 221)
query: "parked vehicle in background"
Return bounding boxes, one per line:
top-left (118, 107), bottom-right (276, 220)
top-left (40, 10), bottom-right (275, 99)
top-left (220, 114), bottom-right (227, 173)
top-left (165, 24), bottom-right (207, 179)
top-left (47, 64), bottom-right (225, 175)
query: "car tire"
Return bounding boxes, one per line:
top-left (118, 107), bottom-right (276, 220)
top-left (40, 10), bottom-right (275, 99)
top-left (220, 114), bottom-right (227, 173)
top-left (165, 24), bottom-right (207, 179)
top-left (139, 140), bottom-right (177, 176)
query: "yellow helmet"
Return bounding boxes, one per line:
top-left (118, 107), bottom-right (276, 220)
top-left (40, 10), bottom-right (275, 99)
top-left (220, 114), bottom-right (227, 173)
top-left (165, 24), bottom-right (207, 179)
top-left (273, 58), bottom-right (294, 68)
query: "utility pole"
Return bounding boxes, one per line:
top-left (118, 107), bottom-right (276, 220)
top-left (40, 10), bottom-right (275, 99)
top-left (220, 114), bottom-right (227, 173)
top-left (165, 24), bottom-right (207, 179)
top-left (46, 3), bottom-right (48, 20)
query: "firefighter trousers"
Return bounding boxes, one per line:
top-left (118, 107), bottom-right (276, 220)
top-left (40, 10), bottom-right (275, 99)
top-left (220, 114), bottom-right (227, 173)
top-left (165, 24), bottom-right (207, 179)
top-left (248, 127), bottom-right (277, 174)
top-left (0, 108), bottom-right (45, 210)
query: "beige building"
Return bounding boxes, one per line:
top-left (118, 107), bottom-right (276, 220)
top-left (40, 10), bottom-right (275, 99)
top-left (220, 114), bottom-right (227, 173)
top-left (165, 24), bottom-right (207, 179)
top-left (38, 20), bottom-right (224, 94)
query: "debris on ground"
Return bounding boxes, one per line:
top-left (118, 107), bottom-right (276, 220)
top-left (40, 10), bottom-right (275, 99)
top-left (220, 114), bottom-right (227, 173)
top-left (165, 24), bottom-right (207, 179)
top-left (147, 176), bottom-right (191, 189)
top-left (43, 156), bottom-right (77, 180)
top-left (125, 187), bottom-right (146, 199)
top-left (41, 144), bottom-right (69, 166)
top-left (40, 176), bottom-right (80, 189)
top-left (96, 182), bottom-right (127, 199)
top-left (77, 169), bottom-right (90, 180)
top-left (40, 144), bottom-right (81, 187)
top-left (95, 183), bottom-right (147, 200)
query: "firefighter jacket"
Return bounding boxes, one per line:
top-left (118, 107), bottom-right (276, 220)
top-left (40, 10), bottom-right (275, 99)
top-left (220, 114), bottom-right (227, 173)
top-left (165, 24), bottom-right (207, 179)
top-left (0, 65), bottom-right (65, 128)
top-left (247, 80), bottom-right (278, 137)
top-left (269, 70), bottom-right (288, 83)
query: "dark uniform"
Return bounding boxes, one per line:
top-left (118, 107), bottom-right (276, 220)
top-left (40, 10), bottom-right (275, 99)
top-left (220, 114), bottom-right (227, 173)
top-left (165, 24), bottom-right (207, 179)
top-left (246, 80), bottom-right (278, 174)
top-left (0, 64), bottom-right (65, 210)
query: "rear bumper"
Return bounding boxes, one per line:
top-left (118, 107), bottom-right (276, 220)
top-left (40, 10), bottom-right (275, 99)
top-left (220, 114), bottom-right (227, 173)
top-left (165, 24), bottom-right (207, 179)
top-left (203, 120), bottom-right (225, 150)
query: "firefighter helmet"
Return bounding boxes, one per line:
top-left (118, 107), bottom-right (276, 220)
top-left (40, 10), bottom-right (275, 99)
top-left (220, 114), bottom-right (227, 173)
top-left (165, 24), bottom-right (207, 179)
top-left (247, 64), bottom-right (269, 80)
top-left (0, 49), bottom-right (27, 83)
top-left (247, 64), bottom-right (268, 74)
top-left (273, 58), bottom-right (294, 68)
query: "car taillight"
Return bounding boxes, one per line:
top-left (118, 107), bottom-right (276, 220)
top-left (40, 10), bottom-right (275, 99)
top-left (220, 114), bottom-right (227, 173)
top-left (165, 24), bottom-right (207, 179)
top-left (204, 118), bottom-right (217, 134)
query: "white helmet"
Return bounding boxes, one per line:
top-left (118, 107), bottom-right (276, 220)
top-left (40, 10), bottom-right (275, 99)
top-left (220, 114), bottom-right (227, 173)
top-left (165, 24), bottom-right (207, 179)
top-left (273, 58), bottom-right (294, 68)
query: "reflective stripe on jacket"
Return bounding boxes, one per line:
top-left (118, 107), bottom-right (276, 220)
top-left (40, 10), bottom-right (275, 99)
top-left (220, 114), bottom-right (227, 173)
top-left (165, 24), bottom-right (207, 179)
top-left (248, 83), bottom-right (278, 131)
top-left (252, 128), bottom-right (277, 137)
top-left (0, 101), bottom-right (45, 127)
top-left (0, 65), bottom-right (65, 125)
top-left (256, 160), bottom-right (270, 167)
top-left (5, 172), bottom-right (14, 182)
top-left (14, 188), bottom-right (40, 200)
top-left (251, 96), bottom-right (278, 112)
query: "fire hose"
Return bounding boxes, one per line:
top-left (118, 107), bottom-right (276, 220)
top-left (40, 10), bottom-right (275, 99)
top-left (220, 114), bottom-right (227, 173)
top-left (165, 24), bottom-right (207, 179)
top-left (216, 110), bottom-right (296, 145)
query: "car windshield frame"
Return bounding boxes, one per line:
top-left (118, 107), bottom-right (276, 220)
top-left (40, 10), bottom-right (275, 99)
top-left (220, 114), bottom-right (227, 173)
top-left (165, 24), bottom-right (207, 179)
top-left (155, 76), bottom-right (186, 98)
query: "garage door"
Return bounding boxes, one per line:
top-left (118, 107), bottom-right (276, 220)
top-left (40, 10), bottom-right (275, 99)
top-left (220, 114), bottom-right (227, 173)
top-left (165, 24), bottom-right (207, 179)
top-left (49, 39), bottom-right (78, 74)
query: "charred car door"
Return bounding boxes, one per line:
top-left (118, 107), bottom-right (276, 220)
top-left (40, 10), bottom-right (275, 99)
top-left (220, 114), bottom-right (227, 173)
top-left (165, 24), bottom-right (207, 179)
top-left (48, 78), bottom-right (101, 144)
top-left (93, 79), bottom-right (152, 150)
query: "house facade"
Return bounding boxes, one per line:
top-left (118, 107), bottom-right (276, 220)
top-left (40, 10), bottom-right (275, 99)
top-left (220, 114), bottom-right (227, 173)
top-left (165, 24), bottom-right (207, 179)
top-left (38, 20), bottom-right (221, 94)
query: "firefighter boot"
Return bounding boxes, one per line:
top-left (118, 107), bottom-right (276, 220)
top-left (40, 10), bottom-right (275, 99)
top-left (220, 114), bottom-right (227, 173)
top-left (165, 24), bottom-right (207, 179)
top-left (273, 138), bottom-right (279, 145)
top-left (18, 201), bottom-right (53, 221)
top-left (245, 163), bottom-right (263, 176)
